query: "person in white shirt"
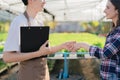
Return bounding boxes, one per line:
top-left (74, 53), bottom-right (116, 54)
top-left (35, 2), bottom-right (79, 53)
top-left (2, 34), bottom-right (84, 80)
top-left (3, 0), bottom-right (75, 80)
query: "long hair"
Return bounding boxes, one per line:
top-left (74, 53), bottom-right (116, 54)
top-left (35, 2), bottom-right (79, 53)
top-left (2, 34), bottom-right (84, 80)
top-left (110, 0), bottom-right (120, 27)
top-left (22, 0), bottom-right (28, 5)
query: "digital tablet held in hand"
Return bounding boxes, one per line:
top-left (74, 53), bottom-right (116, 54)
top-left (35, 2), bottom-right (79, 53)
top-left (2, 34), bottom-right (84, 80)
top-left (20, 26), bottom-right (49, 58)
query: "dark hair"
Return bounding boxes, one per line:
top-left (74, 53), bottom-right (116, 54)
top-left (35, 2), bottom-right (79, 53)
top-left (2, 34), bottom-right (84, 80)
top-left (110, 0), bottom-right (120, 27)
top-left (22, 0), bottom-right (28, 5)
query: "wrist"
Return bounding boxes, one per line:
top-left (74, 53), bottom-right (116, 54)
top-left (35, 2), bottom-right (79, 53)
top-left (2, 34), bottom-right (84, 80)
top-left (78, 43), bottom-right (83, 48)
top-left (83, 43), bottom-right (90, 51)
top-left (35, 50), bottom-right (43, 57)
top-left (60, 43), bottom-right (65, 49)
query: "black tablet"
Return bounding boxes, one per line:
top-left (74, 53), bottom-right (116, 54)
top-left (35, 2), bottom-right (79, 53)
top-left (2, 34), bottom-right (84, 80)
top-left (20, 26), bottom-right (49, 58)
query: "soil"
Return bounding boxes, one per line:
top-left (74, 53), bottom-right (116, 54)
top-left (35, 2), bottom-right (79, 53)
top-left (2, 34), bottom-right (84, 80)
top-left (0, 59), bottom-right (100, 80)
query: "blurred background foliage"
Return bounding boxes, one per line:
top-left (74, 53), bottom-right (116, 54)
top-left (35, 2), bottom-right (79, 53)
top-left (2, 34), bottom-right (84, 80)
top-left (0, 20), bottom-right (110, 76)
top-left (0, 20), bottom-right (110, 53)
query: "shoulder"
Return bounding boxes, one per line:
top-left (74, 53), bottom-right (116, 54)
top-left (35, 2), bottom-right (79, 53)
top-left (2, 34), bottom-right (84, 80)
top-left (12, 14), bottom-right (26, 24)
top-left (112, 26), bottom-right (120, 39)
top-left (10, 14), bottom-right (27, 27)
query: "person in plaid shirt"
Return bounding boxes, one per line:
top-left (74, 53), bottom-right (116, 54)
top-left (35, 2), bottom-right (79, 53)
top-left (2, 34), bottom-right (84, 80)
top-left (71, 0), bottom-right (120, 80)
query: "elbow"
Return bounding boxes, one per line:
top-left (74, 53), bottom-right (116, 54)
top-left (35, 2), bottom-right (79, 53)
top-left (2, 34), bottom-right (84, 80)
top-left (3, 53), bottom-right (12, 63)
top-left (3, 55), bottom-right (9, 63)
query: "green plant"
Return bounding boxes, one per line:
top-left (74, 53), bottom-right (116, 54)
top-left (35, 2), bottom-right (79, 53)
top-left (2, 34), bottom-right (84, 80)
top-left (0, 61), bottom-right (7, 70)
top-left (0, 45), bottom-right (4, 52)
top-left (0, 32), bottom-right (7, 41)
top-left (0, 21), bottom-right (10, 32)
top-left (49, 33), bottom-right (105, 48)
top-left (93, 42), bottom-right (102, 48)
top-left (77, 54), bottom-right (84, 57)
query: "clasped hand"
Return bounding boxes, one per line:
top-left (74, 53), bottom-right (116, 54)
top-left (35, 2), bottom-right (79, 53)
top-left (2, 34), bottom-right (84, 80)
top-left (62, 42), bottom-right (85, 52)
top-left (38, 41), bottom-right (89, 56)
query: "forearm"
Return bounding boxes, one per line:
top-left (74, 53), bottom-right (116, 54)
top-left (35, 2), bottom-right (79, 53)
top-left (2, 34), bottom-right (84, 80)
top-left (49, 44), bottom-right (63, 54)
top-left (79, 43), bottom-right (103, 58)
top-left (79, 43), bottom-right (90, 51)
top-left (3, 51), bottom-right (42, 63)
top-left (78, 43), bottom-right (102, 59)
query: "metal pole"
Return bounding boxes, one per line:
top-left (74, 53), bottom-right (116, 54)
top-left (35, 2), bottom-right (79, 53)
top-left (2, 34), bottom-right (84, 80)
top-left (63, 52), bottom-right (69, 79)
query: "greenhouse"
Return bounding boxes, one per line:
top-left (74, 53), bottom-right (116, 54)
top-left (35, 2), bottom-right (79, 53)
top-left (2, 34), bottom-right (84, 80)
top-left (0, 0), bottom-right (116, 80)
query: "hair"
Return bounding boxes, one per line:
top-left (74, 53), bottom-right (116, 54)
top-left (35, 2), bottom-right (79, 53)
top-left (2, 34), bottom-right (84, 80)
top-left (22, 0), bottom-right (28, 5)
top-left (110, 0), bottom-right (120, 27)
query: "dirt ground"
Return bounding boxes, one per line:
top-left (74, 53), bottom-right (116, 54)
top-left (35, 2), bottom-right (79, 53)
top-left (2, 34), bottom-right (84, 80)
top-left (0, 59), bottom-right (100, 80)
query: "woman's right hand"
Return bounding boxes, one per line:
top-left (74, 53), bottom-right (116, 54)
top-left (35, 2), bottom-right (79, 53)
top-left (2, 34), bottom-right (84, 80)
top-left (36, 40), bottom-right (51, 56)
top-left (72, 42), bottom-right (90, 52)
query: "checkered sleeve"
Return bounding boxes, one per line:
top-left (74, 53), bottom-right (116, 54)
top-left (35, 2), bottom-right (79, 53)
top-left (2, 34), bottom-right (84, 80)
top-left (89, 37), bottom-right (120, 59)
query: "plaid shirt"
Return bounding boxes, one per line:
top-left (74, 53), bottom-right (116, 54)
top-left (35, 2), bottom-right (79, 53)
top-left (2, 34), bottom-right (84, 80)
top-left (89, 27), bottom-right (120, 80)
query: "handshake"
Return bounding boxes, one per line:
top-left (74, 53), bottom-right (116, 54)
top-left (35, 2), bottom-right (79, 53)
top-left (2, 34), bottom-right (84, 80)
top-left (61, 41), bottom-right (89, 52)
top-left (39, 41), bottom-right (90, 55)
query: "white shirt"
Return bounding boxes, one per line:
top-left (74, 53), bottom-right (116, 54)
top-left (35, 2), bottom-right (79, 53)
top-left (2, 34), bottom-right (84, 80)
top-left (4, 14), bottom-right (44, 52)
